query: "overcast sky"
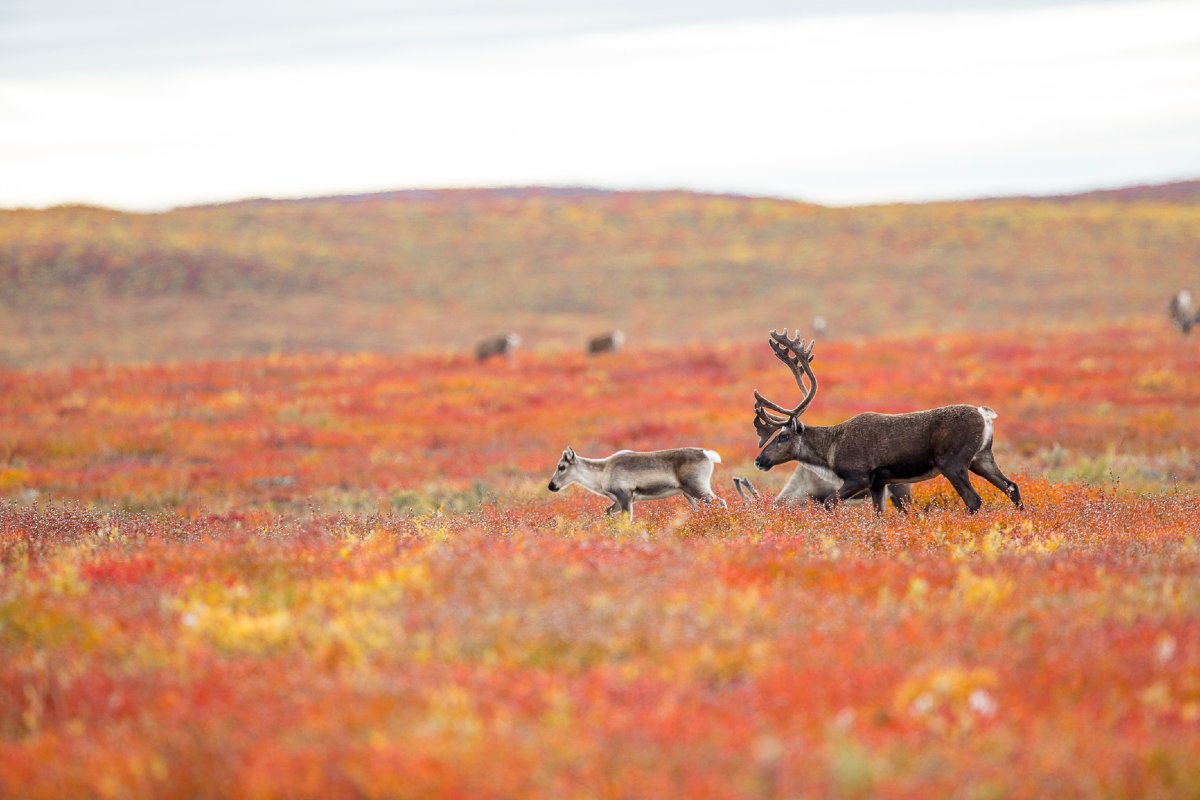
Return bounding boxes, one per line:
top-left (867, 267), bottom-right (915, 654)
top-left (2, 0), bottom-right (1198, 210)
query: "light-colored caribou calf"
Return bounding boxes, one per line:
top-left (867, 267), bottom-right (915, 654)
top-left (732, 466), bottom-right (912, 510)
top-left (547, 446), bottom-right (726, 520)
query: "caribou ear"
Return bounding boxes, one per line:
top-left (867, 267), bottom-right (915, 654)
top-left (790, 417), bottom-right (804, 434)
top-left (565, 447), bottom-right (576, 462)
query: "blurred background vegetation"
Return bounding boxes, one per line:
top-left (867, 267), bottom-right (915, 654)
top-left (3, 182), bottom-right (1198, 367)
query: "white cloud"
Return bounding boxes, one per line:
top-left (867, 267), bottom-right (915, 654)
top-left (1, 0), bottom-right (1198, 209)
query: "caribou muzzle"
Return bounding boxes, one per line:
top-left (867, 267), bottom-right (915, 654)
top-left (547, 481), bottom-right (560, 492)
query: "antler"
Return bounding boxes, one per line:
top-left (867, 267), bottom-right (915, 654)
top-left (752, 402), bottom-right (790, 446)
top-left (758, 329), bottom-right (817, 416)
top-left (751, 329), bottom-right (818, 445)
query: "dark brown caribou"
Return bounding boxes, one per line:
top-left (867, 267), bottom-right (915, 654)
top-left (749, 330), bottom-right (1022, 514)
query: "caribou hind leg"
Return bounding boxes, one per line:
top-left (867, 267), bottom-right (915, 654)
top-left (694, 493), bottom-right (728, 509)
top-left (869, 482), bottom-right (889, 514)
top-left (969, 450), bottom-right (1023, 509)
top-left (888, 484), bottom-right (914, 512)
top-left (681, 477), bottom-right (725, 510)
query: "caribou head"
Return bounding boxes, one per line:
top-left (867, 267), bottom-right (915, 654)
top-left (752, 330), bottom-right (818, 470)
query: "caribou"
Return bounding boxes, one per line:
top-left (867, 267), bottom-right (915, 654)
top-left (587, 330), bottom-right (626, 355)
top-left (476, 333), bottom-right (521, 362)
top-left (547, 446), bottom-right (726, 520)
top-left (1170, 290), bottom-right (1200, 335)
top-left (732, 468), bottom-right (912, 510)
top-left (732, 343), bottom-right (912, 511)
top-left (748, 330), bottom-right (1022, 514)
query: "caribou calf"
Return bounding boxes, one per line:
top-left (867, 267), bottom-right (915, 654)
top-left (732, 469), bottom-right (912, 510)
top-left (751, 330), bottom-right (1022, 514)
top-left (547, 447), bottom-right (726, 520)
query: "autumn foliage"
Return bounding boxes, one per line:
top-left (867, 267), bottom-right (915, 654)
top-left (3, 185), bottom-right (1200, 366)
top-left (1, 486), bottom-right (1199, 798)
top-left (2, 315), bottom-right (1199, 797)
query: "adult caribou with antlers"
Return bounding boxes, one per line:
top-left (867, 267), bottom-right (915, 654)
top-left (747, 330), bottom-right (1022, 514)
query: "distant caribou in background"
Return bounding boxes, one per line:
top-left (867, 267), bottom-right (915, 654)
top-left (476, 333), bottom-right (521, 362)
top-left (587, 330), bottom-right (625, 355)
top-left (1169, 290), bottom-right (1200, 335)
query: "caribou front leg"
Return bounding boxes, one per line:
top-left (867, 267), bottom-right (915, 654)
top-left (827, 475), bottom-right (871, 509)
top-left (888, 484), bottom-right (914, 513)
top-left (969, 451), bottom-right (1023, 509)
top-left (732, 477), bottom-right (760, 503)
top-left (608, 489), bottom-right (634, 520)
top-left (602, 489), bottom-right (627, 516)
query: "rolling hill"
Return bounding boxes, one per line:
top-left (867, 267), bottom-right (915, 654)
top-left (2, 181), bottom-right (1198, 367)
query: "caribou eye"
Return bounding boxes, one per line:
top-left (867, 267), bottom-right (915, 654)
top-left (557, 464), bottom-right (566, 471)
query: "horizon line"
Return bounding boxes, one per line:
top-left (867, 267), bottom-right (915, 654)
top-left (7, 175), bottom-right (1199, 215)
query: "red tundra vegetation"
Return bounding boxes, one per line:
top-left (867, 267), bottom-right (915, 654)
top-left (1, 321), bottom-right (1198, 797)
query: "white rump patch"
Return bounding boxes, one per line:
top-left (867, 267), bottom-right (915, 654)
top-left (704, 449), bottom-right (722, 463)
top-left (977, 406), bottom-right (996, 448)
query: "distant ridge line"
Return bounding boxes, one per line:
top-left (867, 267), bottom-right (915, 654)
top-left (180, 178), bottom-right (1200, 211)
top-left (182, 185), bottom-right (769, 211)
top-left (967, 178), bottom-right (1200, 205)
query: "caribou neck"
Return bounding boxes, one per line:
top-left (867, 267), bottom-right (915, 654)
top-left (795, 423), bottom-right (840, 468)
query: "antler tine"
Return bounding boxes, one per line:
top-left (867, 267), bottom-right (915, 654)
top-left (764, 328), bottom-right (819, 417)
top-left (752, 399), bottom-right (789, 446)
top-left (753, 401), bottom-right (788, 424)
top-left (753, 389), bottom-right (797, 419)
top-left (768, 328), bottom-right (813, 359)
top-left (767, 330), bottom-right (815, 370)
